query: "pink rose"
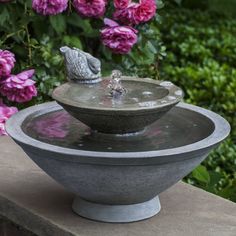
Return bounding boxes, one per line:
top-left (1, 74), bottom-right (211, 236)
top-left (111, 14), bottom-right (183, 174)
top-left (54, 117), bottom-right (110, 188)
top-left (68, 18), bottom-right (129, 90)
top-left (101, 18), bottom-right (138, 54)
top-left (113, 0), bottom-right (156, 25)
top-left (113, 3), bottom-right (138, 25)
top-left (32, 0), bottom-right (68, 16)
top-left (114, 0), bottom-right (131, 9)
top-left (133, 0), bottom-right (156, 24)
top-left (0, 49), bottom-right (15, 78)
top-left (0, 69), bottom-right (37, 103)
top-left (0, 102), bottom-right (18, 136)
top-left (73, 0), bottom-right (106, 18)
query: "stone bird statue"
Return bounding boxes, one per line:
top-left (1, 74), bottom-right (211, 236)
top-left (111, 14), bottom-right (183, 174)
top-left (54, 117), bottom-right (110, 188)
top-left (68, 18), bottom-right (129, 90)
top-left (60, 46), bottom-right (101, 83)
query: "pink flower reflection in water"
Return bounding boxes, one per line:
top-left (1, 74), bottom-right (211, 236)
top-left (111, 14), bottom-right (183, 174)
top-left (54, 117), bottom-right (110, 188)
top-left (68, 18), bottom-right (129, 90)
top-left (34, 112), bottom-right (70, 139)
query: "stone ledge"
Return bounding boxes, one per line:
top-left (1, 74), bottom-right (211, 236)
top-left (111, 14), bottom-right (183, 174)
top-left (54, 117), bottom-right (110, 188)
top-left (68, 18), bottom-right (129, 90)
top-left (0, 136), bottom-right (236, 236)
top-left (0, 216), bottom-right (36, 236)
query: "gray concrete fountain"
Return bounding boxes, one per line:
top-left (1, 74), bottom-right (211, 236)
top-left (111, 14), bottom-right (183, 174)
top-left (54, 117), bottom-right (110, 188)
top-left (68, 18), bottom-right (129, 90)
top-left (6, 46), bottom-right (230, 223)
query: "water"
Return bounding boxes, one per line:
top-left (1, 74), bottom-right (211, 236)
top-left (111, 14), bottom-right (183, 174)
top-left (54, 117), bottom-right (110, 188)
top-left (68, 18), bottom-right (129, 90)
top-left (55, 79), bottom-right (169, 109)
top-left (22, 107), bottom-right (215, 153)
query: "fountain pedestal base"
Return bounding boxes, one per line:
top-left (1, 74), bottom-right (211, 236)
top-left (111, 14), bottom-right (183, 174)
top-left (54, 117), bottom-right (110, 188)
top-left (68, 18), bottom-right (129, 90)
top-left (72, 196), bottom-right (161, 223)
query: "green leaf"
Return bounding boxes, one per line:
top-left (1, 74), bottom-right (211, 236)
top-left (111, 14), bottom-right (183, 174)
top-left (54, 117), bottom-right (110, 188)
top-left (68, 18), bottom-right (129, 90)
top-left (112, 54), bottom-right (123, 64)
top-left (0, 7), bottom-right (10, 26)
top-left (192, 165), bottom-right (210, 184)
top-left (49, 15), bottom-right (66, 34)
top-left (174, 0), bottom-right (182, 5)
top-left (156, 0), bottom-right (165, 9)
top-left (63, 36), bottom-right (83, 49)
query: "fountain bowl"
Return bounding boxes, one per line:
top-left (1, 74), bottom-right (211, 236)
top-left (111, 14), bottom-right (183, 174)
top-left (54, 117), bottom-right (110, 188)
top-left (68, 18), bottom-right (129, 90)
top-left (6, 102), bottom-right (230, 223)
top-left (52, 77), bottom-right (184, 134)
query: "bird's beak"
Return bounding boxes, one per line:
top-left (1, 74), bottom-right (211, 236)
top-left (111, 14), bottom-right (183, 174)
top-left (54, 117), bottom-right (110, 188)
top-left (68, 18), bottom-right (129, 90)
top-left (60, 46), bottom-right (70, 54)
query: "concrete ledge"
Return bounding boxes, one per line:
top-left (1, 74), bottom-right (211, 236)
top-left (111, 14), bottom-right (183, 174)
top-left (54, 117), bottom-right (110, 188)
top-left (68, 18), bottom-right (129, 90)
top-left (0, 216), bottom-right (36, 236)
top-left (0, 137), bottom-right (236, 236)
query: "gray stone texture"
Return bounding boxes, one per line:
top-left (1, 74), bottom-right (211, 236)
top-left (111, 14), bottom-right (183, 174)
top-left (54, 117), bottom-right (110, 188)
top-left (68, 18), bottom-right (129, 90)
top-left (5, 102), bottom-right (230, 222)
top-left (0, 216), bottom-right (36, 236)
top-left (0, 137), bottom-right (236, 235)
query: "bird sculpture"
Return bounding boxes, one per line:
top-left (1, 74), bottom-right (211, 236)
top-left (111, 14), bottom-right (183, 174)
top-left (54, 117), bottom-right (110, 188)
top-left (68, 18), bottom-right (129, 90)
top-left (60, 46), bottom-right (101, 83)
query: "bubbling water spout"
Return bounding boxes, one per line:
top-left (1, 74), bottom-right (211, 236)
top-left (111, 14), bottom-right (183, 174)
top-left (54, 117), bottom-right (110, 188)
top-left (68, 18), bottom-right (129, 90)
top-left (108, 70), bottom-right (126, 98)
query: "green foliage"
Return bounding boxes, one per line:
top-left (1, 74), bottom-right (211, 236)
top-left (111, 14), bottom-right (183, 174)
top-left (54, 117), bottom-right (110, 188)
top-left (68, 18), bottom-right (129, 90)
top-left (121, 14), bottom-right (166, 79)
top-left (0, 0), bottom-right (104, 106)
top-left (169, 0), bottom-right (236, 16)
top-left (208, 0), bottom-right (236, 16)
top-left (192, 165), bottom-right (210, 185)
top-left (187, 140), bottom-right (236, 201)
top-left (159, 9), bottom-right (236, 137)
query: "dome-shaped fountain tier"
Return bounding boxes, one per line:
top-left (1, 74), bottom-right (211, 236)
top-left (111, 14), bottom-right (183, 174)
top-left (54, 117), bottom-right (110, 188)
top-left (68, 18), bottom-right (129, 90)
top-left (6, 102), bottom-right (230, 222)
top-left (52, 77), bottom-right (184, 134)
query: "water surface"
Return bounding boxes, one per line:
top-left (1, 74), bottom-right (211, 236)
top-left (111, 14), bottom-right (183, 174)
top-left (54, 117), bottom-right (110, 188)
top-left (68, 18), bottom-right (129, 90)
top-left (22, 107), bottom-right (215, 152)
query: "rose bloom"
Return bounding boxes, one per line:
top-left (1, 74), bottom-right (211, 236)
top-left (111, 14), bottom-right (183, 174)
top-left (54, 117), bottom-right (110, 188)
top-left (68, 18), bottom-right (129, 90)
top-left (114, 0), bottom-right (156, 25)
top-left (101, 18), bottom-right (138, 54)
top-left (113, 2), bottom-right (138, 25)
top-left (114, 0), bottom-right (130, 9)
top-left (73, 0), bottom-right (106, 18)
top-left (0, 101), bottom-right (18, 136)
top-left (0, 49), bottom-right (15, 78)
top-left (134, 0), bottom-right (157, 24)
top-left (0, 69), bottom-right (37, 103)
top-left (32, 0), bottom-right (68, 16)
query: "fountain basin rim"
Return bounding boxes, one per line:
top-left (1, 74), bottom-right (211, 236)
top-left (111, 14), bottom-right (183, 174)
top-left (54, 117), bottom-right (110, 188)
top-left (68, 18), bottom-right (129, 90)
top-left (52, 77), bottom-right (184, 112)
top-left (6, 101), bottom-right (230, 164)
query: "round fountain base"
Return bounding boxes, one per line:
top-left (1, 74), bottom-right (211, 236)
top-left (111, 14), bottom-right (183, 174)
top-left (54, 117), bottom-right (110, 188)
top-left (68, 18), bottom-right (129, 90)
top-left (6, 102), bottom-right (230, 224)
top-left (72, 196), bottom-right (161, 223)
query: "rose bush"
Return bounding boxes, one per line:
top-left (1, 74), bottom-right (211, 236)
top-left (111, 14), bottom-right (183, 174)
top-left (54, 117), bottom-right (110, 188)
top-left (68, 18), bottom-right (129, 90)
top-left (0, 50), bottom-right (15, 77)
top-left (0, 69), bottom-right (37, 103)
top-left (0, 47), bottom-right (36, 135)
top-left (101, 18), bottom-right (138, 54)
top-left (0, 49), bottom-right (37, 135)
top-left (32, 0), bottom-right (68, 16)
top-left (3, 0), bottom-right (157, 53)
top-left (73, 0), bottom-right (107, 18)
top-left (0, 99), bottom-right (18, 135)
top-left (114, 0), bottom-right (157, 25)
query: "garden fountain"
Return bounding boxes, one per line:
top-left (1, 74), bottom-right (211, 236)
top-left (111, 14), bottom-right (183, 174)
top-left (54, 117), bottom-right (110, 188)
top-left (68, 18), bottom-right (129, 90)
top-left (6, 47), bottom-right (230, 223)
